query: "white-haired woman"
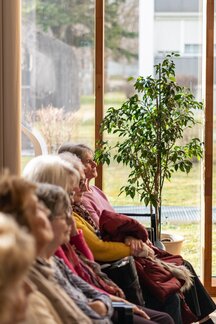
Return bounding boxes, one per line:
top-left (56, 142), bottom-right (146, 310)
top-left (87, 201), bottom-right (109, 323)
top-left (23, 154), bottom-right (80, 199)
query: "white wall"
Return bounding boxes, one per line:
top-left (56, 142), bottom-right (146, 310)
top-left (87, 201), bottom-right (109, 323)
top-left (154, 20), bottom-right (182, 53)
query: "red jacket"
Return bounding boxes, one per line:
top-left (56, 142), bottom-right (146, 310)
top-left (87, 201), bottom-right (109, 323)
top-left (100, 210), bottom-right (197, 324)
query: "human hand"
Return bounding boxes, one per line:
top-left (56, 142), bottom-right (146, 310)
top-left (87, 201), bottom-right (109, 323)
top-left (116, 288), bottom-right (125, 299)
top-left (70, 214), bottom-right (78, 236)
top-left (124, 236), bottom-right (145, 255)
top-left (146, 238), bottom-right (153, 246)
top-left (110, 296), bottom-right (150, 320)
top-left (147, 245), bottom-right (155, 258)
top-left (88, 300), bottom-right (108, 316)
top-left (131, 305), bottom-right (150, 319)
top-left (136, 243), bottom-right (155, 258)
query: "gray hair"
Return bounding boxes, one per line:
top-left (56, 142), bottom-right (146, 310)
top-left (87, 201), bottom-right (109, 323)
top-left (58, 143), bottom-right (93, 162)
top-left (23, 155), bottom-right (80, 192)
top-left (58, 152), bottom-right (85, 174)
top-left (36, 183), bottom-right (71, 221)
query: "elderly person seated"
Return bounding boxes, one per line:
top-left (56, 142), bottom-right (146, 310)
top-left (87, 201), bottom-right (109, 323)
top-left (58, 143), bottom-right (113, 226)
top-left (57, 143), bottom-right (216, 324)
top-left (0, 172), bottom-right (91, 324)
top-left (23, 156), bottom-right (176, 323)
top-left (36, 182), bottom-right (114, 323)
top-left (0, 213), bottom-right (35, 324)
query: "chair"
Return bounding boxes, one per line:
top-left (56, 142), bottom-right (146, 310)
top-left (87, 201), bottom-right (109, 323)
top-left (101, 256), bottom-right (145, 307)
top-left (115, 208), bottom-right (164, 249)
top-left (112, 302), bottom-right (133, 324)
top-left (122, 211), bottom-right (157, 244)
top-left (22, 124), bottom-right (48, 156)
top-left (114, 207), bottom-right (157, 244)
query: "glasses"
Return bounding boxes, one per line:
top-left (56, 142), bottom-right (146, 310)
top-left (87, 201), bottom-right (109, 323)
top-left (54, 207), bottom-right (73, 224)
top-left (37, 201), bottom-right (52, 219)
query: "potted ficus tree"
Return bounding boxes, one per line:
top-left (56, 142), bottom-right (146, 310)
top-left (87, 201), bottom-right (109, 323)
top-left (95, 53), bottom-right (203, 242)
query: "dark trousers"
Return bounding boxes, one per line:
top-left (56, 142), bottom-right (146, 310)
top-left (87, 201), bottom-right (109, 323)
top-left (103, 256), bottom-right (182, 323)
top-left (144, 260), bottom-right (216, 323)
top-left (183, 260), bottom-right (216, 320)
top-left (144, 292), bottom-right (182, 324)
top-left (113, 306), bottom-right (175, 324)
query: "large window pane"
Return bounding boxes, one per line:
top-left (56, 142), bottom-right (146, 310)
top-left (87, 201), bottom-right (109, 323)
top-left (104, 0), bottom-right (203, 274)
top-left (21, 0), bottom-right (95, 165)
top-left (104, 0), bottom-right (140, 205)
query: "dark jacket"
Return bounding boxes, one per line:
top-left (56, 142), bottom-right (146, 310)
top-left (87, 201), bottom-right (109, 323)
top-left (99, 210), bottom-right (197, 324)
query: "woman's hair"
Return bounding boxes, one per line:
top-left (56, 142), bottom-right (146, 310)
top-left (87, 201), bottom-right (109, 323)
top-left (58, 143), bottom-right (93, 162)
top-left (58, 152), bottom-right (85, 174)
top-left (0, 213), bottom-right (35, 322)
top-left (36, 183), bottom-right (71, 221)
top-left (0, 172), bottom-right (37, 229)
top-left (23, 155), bottom-right (80, 192)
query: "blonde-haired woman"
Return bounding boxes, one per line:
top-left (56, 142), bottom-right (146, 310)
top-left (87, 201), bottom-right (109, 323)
top-left (0, 173), bottom-right (91, 324)
top-left (0, 213), bottom-right (35, 324)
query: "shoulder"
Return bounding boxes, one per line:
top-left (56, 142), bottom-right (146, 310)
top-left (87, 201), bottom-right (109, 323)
top-left (73, 211), bottom-right (86, 224)
top-left (73, 212), bottom-right (95, 232)
top-left (26, 290), bottom-right (62, 324)
top-left (91, 186), bottom-right (108, 200)
top-left (91, 185), bottom-right (104, 194)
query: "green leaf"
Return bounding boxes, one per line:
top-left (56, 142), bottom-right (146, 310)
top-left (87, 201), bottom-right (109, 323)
top-left (174, 94), bottom-right (182, 100)
top-left (169, 75), bottom-right (176, 82)
top-left (95, 52), bottom-right (203, 212)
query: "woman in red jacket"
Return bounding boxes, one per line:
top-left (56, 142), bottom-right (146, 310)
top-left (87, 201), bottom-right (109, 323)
top-left (57, 142), bottom-right (216, 324)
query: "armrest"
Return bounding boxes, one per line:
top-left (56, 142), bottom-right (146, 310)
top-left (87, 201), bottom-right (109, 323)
top-left (112, 302), bottom-right (133, 324)
top-left (146, 227), bottom-right (155, 243)
top-left (122, 212), bottom-right (157, 243)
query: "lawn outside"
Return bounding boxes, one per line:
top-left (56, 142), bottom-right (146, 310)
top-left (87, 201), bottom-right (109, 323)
top-left (22, 153), bottom-right (212, 275)
top-left (22, 93), bottom-right (215, 276)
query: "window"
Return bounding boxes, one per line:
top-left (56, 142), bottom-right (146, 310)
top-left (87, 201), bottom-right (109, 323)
top-left (21, 0), bottom-right (95, 165)
top-left (103, 0), bottom-right (203, 274)
top-left (185, 44), bottom-right (202, 54)
top-left (19, 0), bottom-right (216, 289)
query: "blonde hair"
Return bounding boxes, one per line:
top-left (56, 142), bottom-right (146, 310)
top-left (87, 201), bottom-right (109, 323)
top-left (0, 213), bottom-right (35, 323)
top-left (0, 172), bottom-right (37, 229)
top-left (23, 155), bottom-right (80, 191)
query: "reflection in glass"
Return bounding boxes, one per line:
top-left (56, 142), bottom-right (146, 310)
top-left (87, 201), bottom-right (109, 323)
top-left (104, 0), bottom-right (203, 274)
top-left (21, 0), bottom-right (95, 159)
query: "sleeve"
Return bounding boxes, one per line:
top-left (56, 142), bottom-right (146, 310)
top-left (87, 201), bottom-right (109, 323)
top-left (75, 216), bottom-right (131, 262)
top-left (24, 291), bottom-right (62, 324)
top-left (81, 196), bottom-right (100, 226)
top-left (70, 229), bottom-right (94, 261)
top-left (64, 265), bottom-right (113, 318)
top-left (82, 186), bottom-right (115, 227)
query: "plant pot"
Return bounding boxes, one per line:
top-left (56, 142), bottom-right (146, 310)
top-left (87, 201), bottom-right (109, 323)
top-left (161, 233), bottom-right (184, 255)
